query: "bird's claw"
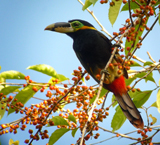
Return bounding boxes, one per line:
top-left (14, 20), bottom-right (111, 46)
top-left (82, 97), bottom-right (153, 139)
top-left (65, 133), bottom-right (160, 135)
top-left (112, 44), bottom-right (121, 49)
top-left (100, 69), bottom-right (110, 76)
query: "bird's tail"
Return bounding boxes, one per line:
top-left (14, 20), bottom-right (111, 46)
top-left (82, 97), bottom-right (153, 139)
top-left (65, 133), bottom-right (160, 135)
top-left (103, 75), bottom-right (144, 129)
top-left (115, 93), bottom-right (144, 129)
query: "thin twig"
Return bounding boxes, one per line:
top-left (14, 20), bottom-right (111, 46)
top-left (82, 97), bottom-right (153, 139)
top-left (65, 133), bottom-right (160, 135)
top-left (147, 51), bottom-right (156, 63)
top-left (130, 129), bottom-right (160, 145)
top-left (131, 63), bottom-right (159, 89)
top-left (128, 0), bottom-right (134, 26)
top-left (98, 126), bottom-right (137, 140)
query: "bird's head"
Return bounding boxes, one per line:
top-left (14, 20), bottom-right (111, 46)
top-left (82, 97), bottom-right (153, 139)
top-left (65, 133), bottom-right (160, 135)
top-left (44, 19), bottom-right (96, 34)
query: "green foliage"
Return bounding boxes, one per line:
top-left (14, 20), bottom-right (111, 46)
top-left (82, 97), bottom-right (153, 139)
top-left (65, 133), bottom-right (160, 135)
top-left (0, 70), bottom-right (25, 80)
top-left (130, 60), bottom-right (141, 67)
top-left (125, 19), bottom-right (148, 55)
top-left (49, 116), bottom-right (69, 126)
top-left (8, 85), bottom-right (41, 115)
top-left (0, 98), bottom-right (7, 120)
top-left (111, 106), bottom-right (126, 131)
top-left (157, 88), bottom-right (160, 113)
top-left (143, 61), bottom-right (153, 66)
top-left (82, 0), bottom-right (98, 10)
top-left (0, 86), bottom-right (21, 95)
top-left (90, 88), bottom-right (108, 104)
top-left (72, 128), bottom-right (78, 137)
top-left (49, 128), bottom-right (70, 145)
top-left (133, 90), bottom-right (153, 108)
top-left (121, 1), bottom-right (139, 11)
top-left (109, 0), bottom-right (122, 26)
top-left (67, 114), bottom-right (77, 124)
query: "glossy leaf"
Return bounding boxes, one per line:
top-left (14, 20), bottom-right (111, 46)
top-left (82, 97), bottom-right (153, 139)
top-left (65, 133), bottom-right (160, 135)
top-left (130, 60), bottom-right (142, 67)
top-left (109, 0), bottom-right (122, 25)
top-left (111, 106), bottom-right (126, 131)
top-left (72, 128), bottom-right (78, 137)
top-left (125, 76), bottom-right (136, 86)
top-left (0, 98), bottom-right (7, 120)
top-left (49, 116), bottom-right (69, 126)
top-left (133, 90), bottom-right (152, 108)
top-left (121, 1), bottom-right (139, 11)
top-left (149, 114), bottom-right (157, 125)
top-left (67, 115), bottom-right (77, 124)
top-left (0, 86), bottom-right (21, 95)
top-left (0, 70), bottom-right (25, 80)
top-left (49, 128), bottom-right (70, 145)
top-left (143, 61), bottom-right (153, 66)
top-left (27, 64), bottom-right (58, 77)
top-left (82, 0), bottom-right (98, 10)
top-left (157, 89), bottom-right (160, 113)
top-left (8, 85), bottom-right (41, 115)
top-left (135, 72), bottom-right (155, 83)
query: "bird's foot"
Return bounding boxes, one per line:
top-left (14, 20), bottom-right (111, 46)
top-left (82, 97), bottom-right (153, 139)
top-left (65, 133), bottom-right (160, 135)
top-left (112, 44), bottom-right (121, 49)
top-left (100, 69), bottom-right (110, 77)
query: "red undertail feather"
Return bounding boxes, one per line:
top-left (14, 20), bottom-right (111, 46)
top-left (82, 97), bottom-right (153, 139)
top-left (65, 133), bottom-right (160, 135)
top-left (104, 75), bottom-right (144, 129)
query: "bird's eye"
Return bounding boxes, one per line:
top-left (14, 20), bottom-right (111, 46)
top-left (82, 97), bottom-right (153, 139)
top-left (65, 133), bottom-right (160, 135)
top-left (73, 22), bottom-right (80, 27)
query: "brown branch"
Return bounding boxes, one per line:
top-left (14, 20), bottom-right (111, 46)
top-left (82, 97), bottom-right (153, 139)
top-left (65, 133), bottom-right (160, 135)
top-left (128, 0), bottom-right (134, 26)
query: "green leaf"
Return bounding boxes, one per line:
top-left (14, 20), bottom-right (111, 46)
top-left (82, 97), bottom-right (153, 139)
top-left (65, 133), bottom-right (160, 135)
top-left (27, 64), bottom-right (58, 77)
top-left (57, 74), bottom-right (69, 82)
top-left (135, 72), bottom-right (155, 83)
top-left (121, 1), bottom-right (139, 11)
top-left (72, 128), bottom-right (78, 137)
top-left (0, 86), bottom-right (21, 95)
top-left (149, 114), bottom-right (157, 125)
top-left (133, 90), bottom-right (152, 108)
top-left (67, 115), bottom-right (77, 124)
top-left (111, 106), bottom-right (126, 131)
top-left (111, 95), bottom-right (118, 107)
top-left (125, 18), bottom-right (148, 55)
top-left (0, 71), bottom-right (25, 80)
top-left (109, 0), bottom-right (122, 25)
top-left (9, 139), bottom-right (19, 145)
top-left (130, 60), bottom-right (141, 67)
top-left (90, 88), bottom-right (108, 104)
top-left (82, 0), bottom-right (98, 10)
top-left (0, 98), bottom-right (7, 120)
top-left (0, 66), bottom-right (1, 71)
top-left (49, 128), bottom-right (70, 145)
top-left (125, 76), bottom-right (136, 86)
top-left (8, 85), bottom-right (41, 115)
top-left (157, 89), bottom-right (160, 113)
top-left (143, 61), bottom-right (153, 66)
top-left (151, 102), bottom-right (157, 108)
top-left (49, 116), bottom-right (69, 126)
top-left (144, 72), bottom-right (155, 83)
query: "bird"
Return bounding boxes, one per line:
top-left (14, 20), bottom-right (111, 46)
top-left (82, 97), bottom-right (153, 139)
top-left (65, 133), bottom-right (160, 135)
top-left (44, 19), bottom-right (144, 129)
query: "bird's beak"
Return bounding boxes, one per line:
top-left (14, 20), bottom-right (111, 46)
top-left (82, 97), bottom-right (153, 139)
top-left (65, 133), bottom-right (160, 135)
top-left (44, 22), bottom-right (74, 33)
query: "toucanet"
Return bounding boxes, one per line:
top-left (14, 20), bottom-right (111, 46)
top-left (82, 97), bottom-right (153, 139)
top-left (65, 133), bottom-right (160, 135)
top-left (45, 19), bottom-right (144, 129)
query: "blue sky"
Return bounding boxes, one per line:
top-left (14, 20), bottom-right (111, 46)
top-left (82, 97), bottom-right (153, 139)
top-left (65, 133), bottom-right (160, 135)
top-left (0, 1), bottom-right (160, 145)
